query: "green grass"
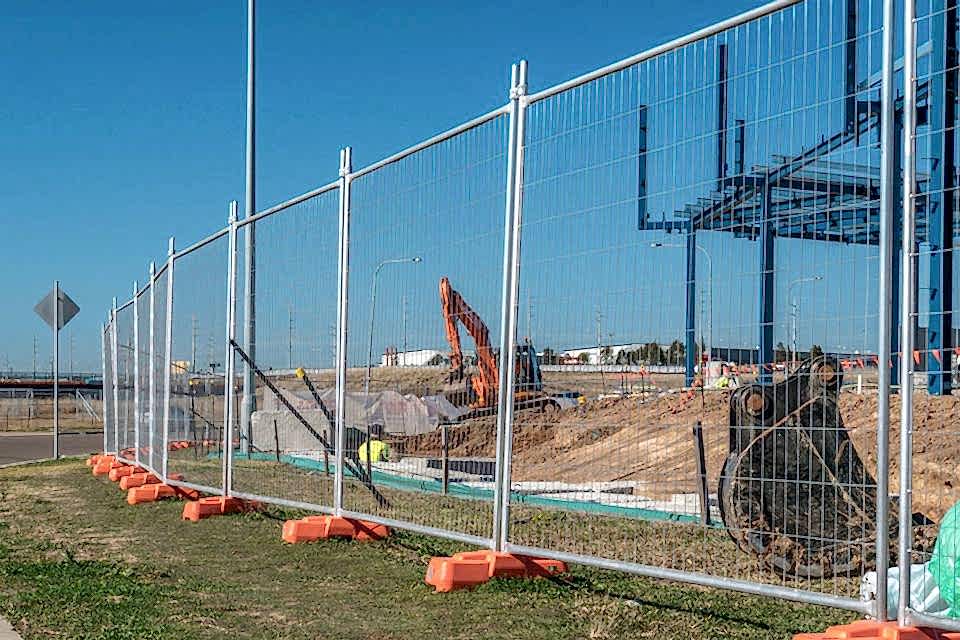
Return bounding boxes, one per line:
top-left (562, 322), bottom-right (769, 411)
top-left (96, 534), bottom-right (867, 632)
top-left (0, 460), bottom-right (855, 639)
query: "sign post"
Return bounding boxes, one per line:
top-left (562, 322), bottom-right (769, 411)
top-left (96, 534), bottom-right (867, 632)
top-left (34, 282), bottom-right (80, 459)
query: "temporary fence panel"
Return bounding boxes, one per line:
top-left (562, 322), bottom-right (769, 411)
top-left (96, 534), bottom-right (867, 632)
top-left (103, 320), bottom-right (116, 454)
top-left (229, 185), bottom-right (341, 511)
top-left (501, 0), bottom-right (888, 613)
top-left (897, 0), bottom-right (960, 629)
top-left (165, 229), bottom-right (231, 494)
top-left (150, 264), bottom-right (169, 475)
top-left (115, 299), bottom-right (136, 464)
top-left (135, 283), bottom-right (151, 468)
top-left (341, 112), bottom-right (511, 546)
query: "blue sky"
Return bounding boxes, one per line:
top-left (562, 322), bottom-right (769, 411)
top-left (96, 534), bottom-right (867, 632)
top-left (1, 0), bottom-right (886, 373)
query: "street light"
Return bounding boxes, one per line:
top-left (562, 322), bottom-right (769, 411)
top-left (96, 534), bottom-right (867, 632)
top-left (650, 242), bottom-right (714, 365)
top-left (365, 256), bottom-right (423, 394)
top-left (788, 275), bottom-right (824, 363)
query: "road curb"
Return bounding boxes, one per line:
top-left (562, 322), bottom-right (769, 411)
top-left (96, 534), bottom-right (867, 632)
top-left (0, 455), bottom-right (86, 470)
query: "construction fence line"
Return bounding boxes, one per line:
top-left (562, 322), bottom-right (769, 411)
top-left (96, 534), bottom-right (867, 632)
top-left (94, 0), bottom-right (960, 630)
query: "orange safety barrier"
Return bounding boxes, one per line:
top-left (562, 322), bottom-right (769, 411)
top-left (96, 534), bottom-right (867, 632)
top-left (119, 471), bottom-right (183, 491)
top-left (281, 516), bottom-right (390, 543)
top-left (86, 454), bottom-right (112, 467)
top-left (425, 550), bottom-right (567, 592)
top-left (126, 483), bottom-right (200, 505)
top-left (795, 620), bottom-right (960, 640)
top-left (182, 496), bottom-right (259, 522)
top-left (108, 465), bottom-right (146, 482)
top-left (92, 458), bottom-right (126, 477)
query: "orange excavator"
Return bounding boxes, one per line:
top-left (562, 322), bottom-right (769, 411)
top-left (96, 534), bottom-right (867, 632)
top-left (439, 277), bottom-right (567, 414)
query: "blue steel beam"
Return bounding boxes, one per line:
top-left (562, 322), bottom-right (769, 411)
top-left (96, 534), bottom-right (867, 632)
top-left (759, 185), bottom-right (775, 384)
top-left (926, 0), bottom-right (956, 395)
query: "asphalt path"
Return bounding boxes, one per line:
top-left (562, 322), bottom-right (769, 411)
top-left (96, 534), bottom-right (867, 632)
top-left (0, 432), bottom-right (102, 466)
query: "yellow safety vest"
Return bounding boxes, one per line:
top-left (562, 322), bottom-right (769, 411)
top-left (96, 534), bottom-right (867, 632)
top-left (358, 439), bottom-right (389, 463)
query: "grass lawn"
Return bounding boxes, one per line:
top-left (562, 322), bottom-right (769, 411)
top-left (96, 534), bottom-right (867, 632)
top-left (0, 459), bottom-right (855, 639)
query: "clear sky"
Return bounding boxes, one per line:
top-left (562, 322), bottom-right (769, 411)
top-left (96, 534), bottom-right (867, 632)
top-left (1, 0), bottom-right (873, 374)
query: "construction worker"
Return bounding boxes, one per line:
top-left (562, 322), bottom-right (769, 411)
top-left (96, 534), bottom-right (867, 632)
top-left (358, 423), bottom-right (390, 463)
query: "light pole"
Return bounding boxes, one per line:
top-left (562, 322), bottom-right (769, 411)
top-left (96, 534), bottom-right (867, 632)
top-left (365, 256), bottom-right (422, 394)
top-left (788, 275), bottom-right (823, 363)
top-left (651, 242), bottom-right (713, 365)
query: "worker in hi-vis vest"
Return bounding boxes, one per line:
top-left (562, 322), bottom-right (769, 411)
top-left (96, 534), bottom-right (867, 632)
top-left (358, 423), bottom-right (391, 463)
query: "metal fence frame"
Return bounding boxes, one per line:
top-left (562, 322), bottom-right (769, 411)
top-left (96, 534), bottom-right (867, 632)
top-left (97, 0), bottom-right (960, 626)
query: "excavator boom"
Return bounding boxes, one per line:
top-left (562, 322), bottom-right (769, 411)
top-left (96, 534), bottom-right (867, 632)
top-left (439, 277), bottom-right (500, 408)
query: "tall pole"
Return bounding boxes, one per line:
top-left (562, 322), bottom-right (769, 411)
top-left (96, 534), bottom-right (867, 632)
top-left (364, 257), bottom-right (422, 394)
top-left (401, 295), bottom-right (407, 366)
top-left (241, 0), bottom-right (257, 457)
top-left (874, 0), bottom-right (896, 600)
top-left (898, 0), bottom-right (918, 623)
top-left (52, 280), bottom-right (60, 459)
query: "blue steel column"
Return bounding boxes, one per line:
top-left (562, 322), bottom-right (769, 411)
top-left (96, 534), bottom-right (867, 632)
top-left (927, 0), bottom-right (957, 395)
top-left (759, 183), bottom-right (775, 384)
top-left (685, 225), bottom-right (697, 386)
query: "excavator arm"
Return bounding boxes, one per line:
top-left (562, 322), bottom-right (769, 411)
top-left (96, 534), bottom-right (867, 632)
top-left (439, 277), bottom-right (499, 408)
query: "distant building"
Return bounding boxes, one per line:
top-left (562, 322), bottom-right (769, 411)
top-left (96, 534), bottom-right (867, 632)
top-left (380, 348), bottom-right (448, 367)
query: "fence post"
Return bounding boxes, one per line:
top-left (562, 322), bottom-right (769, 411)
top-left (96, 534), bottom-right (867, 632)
top-left (148, 261), bottom-right (156, 474)
top-left (898, 0), bottom-right (919, 626)
top-left (161, 237), bottom-right (175, 481)
top-left (873, 0), bottom-right (897, 621)
top-left (100, 321), bottom-right (108, 454)
top-left (493, 59), bottom-right (528, 551)
top-left (111, 297), bottom-right (120, 458)
top-left (222, 202), bottom-right (240, 497)
top-left (334, 147), bottom-right (353, 516)
top-left (132, 280), bottom-right (140, 465)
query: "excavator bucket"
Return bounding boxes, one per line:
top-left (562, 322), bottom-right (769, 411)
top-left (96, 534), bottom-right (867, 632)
top-left (718, 357), bottom-right (924, 578)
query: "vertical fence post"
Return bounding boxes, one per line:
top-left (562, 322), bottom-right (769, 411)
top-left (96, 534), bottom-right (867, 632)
top-left (111, 297), bottom-right (120, 458)
top-left (162, 237), bottom-right (175, 481)
top-left (101, 321), bottom-right (108, 454)
top-left (241, 0), bottom-right (257, 458)
top-left (148, 262), bottom-right (156, 474)
top-left (898, 0), bottom-right (918, 625)
top-left (223, 202), bottom-right (240, 497)
top-left (493, 59), bottom-right (528, 551)
top-left (874, 0), bottom-right (897, 621)
top-left (334, 147), bottom-right (353, 516)
top-left (132, 281), bottom-right (140, 465)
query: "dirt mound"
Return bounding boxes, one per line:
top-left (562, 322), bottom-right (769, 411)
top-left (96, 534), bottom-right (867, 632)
top-left (395, 388), bottom-right (960, 520)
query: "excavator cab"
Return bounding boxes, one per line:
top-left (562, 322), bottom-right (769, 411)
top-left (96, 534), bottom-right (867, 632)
top-left (514, 341), bottom-right (543, 395)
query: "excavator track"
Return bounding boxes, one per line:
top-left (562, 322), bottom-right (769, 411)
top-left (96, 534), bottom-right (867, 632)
top-left (717, 357), bottom-right (917, 578)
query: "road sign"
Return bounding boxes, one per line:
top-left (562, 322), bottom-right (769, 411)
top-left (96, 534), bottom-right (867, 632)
top-left (34, 287), bottom-right (79, 330)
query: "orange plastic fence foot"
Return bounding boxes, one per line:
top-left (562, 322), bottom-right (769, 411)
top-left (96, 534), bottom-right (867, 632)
top-left (119, 472), bottom-right (161, 491)
top-left (126, 483), bottom-right (199, 505)
top-left (108, 465), bottom-right (145, 482)
top-left (794, 620), bottom-right (960, 640)
top-left (181, 496), bottom-right (259, 522)
top-left (87, 454), bottom-right (112, 467)
top-left (281, 516), bottom-right (390, 543)
top-left (424, 551), bottom-right (567, 592)
top-left (93, 459), bottom-right (125, 476)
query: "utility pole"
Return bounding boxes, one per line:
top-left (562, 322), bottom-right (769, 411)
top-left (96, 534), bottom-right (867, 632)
top-left (32, 336), bottom-right (37, 379)
top-left (69, 331), bottom-right (74, 379)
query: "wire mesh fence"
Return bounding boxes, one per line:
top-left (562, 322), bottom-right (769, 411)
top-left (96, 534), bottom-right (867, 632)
top-left (165, 231), bottom-right (231, 493)
top-left (340, 113), bottom-right (510, 544)
top-left (115, 300), bottom-right (136, 464)
top-left (91, 0), bottom-right (960, 626)
top-left (150, 265), bottom-right (169, 474)
top-left (229, 186), bottom-right (341, 511)
top-left (103, 320), bottom-right (116, 454)
top-left (135, 283), bottom-right (151, 468)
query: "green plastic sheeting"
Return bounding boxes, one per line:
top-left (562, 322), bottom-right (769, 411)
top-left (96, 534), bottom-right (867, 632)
top-left (230, 450), bottom-right (709, 526)
top-left (930, 499), bottom-right (960, 617)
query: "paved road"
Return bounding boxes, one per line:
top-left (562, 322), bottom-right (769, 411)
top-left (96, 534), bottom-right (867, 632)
top-left (0, 432), bottom-right (102, 466)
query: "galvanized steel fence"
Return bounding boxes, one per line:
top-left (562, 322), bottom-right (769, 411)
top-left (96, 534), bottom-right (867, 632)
top-left (95, 0), bottom-right (960, 627)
